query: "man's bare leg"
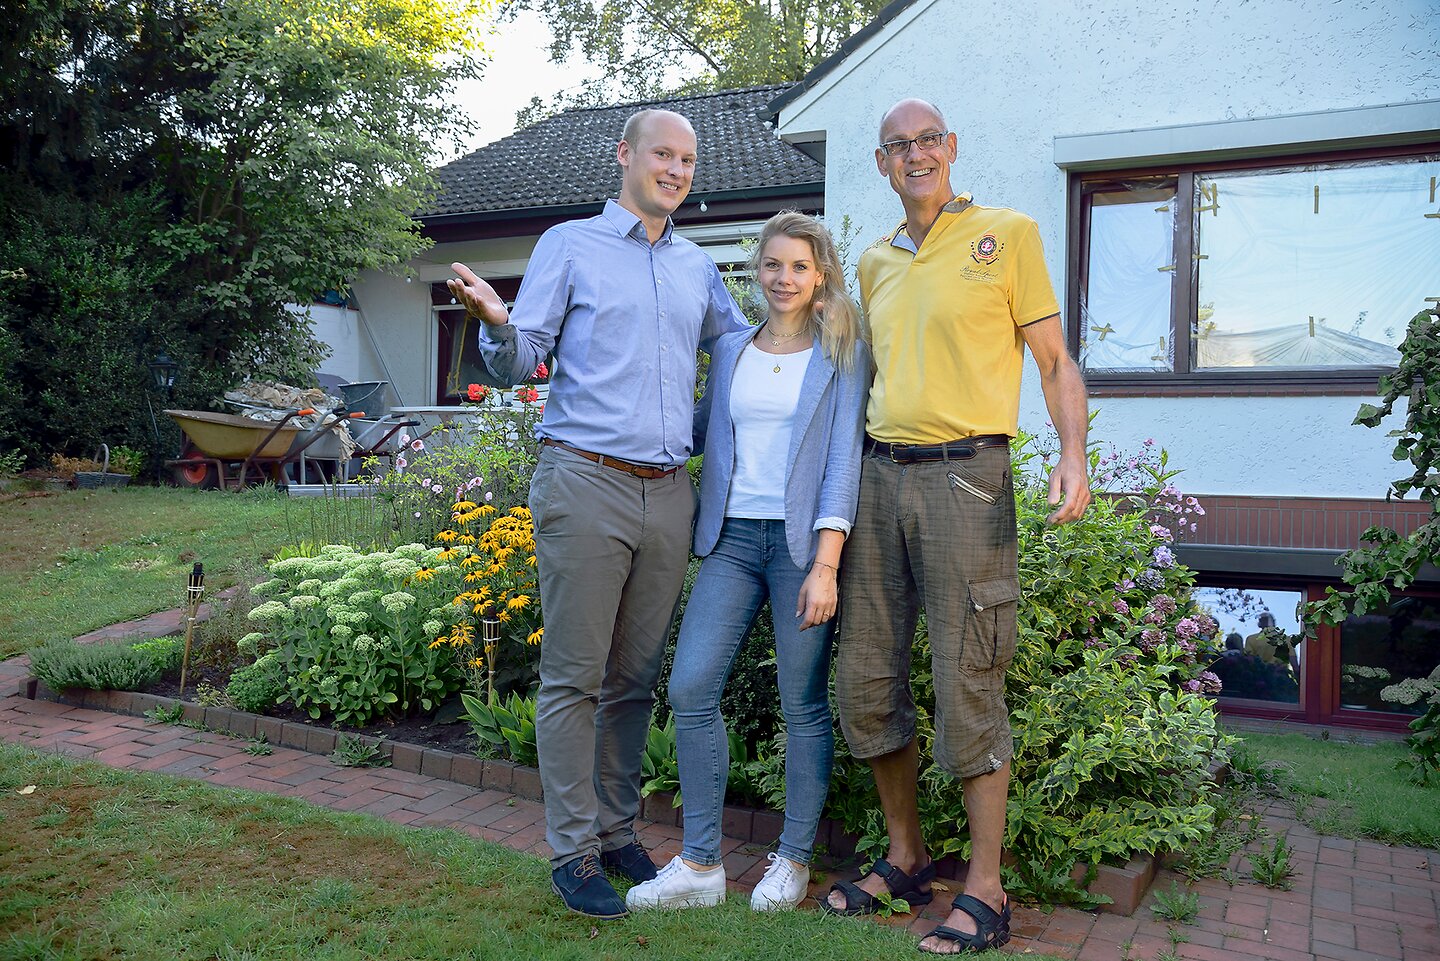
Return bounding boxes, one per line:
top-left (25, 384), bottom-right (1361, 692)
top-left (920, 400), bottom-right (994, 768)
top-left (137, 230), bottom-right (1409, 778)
top-left (825, 739), bottom-right (931, 909)
top-left (917, 761), bottom-right (1010, 954)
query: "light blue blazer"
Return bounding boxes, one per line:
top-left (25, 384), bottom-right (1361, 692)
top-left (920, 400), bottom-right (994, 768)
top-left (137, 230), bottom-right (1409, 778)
top-left (692, 326), bottom-right (870, 569)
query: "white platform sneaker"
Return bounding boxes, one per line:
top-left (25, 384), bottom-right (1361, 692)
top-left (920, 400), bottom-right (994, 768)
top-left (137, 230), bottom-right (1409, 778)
top-left (750, 852), bottom-right (809, 911)
top-left (625, 855), bottom-right (727, 910)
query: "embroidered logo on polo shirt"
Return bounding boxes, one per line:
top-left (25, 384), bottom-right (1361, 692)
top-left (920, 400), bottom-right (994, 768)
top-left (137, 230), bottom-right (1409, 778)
top-left (971, 233), bottom-right (1003, 265)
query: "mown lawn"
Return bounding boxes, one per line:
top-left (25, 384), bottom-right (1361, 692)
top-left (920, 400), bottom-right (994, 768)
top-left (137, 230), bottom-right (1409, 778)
top-left (0, 487), bottom-right (378, 660)
top-left (0, 744), bottom-right (1041, 961)
top-left (1235, 731), bottom-right (1440, 849)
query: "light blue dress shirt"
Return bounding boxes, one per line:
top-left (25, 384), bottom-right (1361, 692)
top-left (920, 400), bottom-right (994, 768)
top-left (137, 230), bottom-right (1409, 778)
top-left (476, 200), bottom-right (749, 468)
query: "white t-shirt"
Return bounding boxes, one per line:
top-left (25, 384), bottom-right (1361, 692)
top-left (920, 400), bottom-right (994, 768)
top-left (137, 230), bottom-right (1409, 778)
top-left (725, 344), bottom-right (811, 519)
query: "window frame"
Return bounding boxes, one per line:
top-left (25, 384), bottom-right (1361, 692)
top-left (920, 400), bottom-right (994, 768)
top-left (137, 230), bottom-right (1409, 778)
top-left (1067, 142), bottom-right (1440, 397)
top-left (432, 278), bottom-right (522, 405)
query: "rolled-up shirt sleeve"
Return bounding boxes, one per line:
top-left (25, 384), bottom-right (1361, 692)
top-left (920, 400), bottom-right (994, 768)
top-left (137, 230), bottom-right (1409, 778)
top-left (477, 229), bottom-right (571, 385)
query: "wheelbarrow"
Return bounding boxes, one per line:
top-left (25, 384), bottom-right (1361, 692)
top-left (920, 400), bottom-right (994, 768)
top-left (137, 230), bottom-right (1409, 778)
top-left (164, 408), bottom-right (367, 490)
top-left (222, 399), bottom-right (417, 484)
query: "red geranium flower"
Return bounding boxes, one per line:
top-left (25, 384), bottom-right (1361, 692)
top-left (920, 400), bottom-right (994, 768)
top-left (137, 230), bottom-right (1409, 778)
top-left (467, 383), bottom-right (487, 401)
top-left (515, 386), bottom-right (540, 404)
top-left (533, 361), bottom-right (549, 379)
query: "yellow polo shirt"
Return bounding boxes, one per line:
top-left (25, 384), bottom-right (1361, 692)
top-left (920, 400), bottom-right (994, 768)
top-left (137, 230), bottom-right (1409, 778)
top-left (860, 194), bottom-right (1060, 444)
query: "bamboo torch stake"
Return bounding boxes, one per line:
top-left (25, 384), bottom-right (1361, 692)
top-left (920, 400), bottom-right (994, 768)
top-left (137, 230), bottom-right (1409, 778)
top-left (178, 562), bottom-right (205, 696)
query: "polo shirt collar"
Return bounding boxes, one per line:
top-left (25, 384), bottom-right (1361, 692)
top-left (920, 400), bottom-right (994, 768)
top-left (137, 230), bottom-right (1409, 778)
top-left (603, 199), bottom-right (675, 246)
top-left (889, 192), bottom-right (974, 252)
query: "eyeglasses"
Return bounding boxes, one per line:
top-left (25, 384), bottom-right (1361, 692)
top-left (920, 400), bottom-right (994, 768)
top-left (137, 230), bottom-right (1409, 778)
top-left (879, 132), bottom-right (949, 157)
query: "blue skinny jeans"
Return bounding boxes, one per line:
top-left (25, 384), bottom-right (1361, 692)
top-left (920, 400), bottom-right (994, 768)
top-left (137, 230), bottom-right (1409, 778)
top-left (668, 518), bottom-right (835, 866)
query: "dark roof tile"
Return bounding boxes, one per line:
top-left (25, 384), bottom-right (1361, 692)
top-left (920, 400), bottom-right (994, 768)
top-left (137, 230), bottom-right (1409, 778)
top-left (424, 84), bottom-right (823, 217)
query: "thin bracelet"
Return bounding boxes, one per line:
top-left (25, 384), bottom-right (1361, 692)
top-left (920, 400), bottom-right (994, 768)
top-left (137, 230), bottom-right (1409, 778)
top-left (812, 561), bottom-right (838, 574)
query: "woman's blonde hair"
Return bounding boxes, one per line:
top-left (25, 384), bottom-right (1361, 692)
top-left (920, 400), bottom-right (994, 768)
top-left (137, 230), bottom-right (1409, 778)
top-left (748, 211), bottom-right (862, 371)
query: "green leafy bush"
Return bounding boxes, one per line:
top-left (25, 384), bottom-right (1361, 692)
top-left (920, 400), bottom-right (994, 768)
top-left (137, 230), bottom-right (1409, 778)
top-left (225, 653), bottom-right (288, 713)
top-left (1307, 308), bottom-right (1440, 784)
top-left (129, 637), bottom-right (184, 674)
top-left (460, 691), bottom-right (537, 767)
top-left (243, 544), bottom-right (466, 725)
top-left (107, 445), bottom-right (148, 479)
top-left (31, 639), bottom-right (162, 692)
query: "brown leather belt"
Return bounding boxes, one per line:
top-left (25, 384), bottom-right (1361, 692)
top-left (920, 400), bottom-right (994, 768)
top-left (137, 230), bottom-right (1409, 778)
top-left (864, 434), bottom-right (1010, 463)
top-left (542, 438), bottom-right (680, 479)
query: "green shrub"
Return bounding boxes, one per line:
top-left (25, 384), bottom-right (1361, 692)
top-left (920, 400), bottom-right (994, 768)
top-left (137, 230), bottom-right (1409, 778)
top-left (107, 445), bottom-right (148, 479)
top-left (129, 636), bottom-right (183, 673)
top-left (460, 691), bottom-right (537, 767)
top-left (225, 653), bottom-right (287, 713)
top-left (1307, 308), bottom-right (1440, 784)
top-left (681, 430), bottom-right (1222, 903)
top-left (31, 639), bottom-right (162, 692)
top-left (246, 544), bottom-right (466, 725)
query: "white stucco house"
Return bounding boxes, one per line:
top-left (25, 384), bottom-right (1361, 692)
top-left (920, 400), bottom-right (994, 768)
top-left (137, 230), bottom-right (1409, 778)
top-left (758, 0), bottom-right (1439, 728)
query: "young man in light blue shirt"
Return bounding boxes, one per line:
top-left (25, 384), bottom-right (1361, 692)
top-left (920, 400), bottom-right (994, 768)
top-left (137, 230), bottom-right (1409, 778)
top-left (449, 109), bottom-right (748, 919)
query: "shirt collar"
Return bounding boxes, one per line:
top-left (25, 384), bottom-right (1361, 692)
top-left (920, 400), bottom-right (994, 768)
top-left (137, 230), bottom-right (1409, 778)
top-left (603, 199), bottom-right (675, 246)
top-left (889, 192), bottom-right (974, 252)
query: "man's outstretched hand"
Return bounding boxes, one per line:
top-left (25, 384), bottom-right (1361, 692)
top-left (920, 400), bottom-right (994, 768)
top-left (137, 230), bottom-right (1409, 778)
top-left (447, 263), bottom-right (510, 326)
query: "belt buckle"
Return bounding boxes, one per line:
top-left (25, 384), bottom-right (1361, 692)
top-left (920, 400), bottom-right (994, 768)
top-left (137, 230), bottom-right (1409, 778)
top-left (888, 443), bottom-right (909, 464)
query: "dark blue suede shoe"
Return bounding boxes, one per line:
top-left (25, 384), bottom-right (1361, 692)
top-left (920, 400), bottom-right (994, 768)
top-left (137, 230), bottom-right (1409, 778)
top-left (600, 841), bottom-right (658, 883)
top-left (552, 854), bottom-right (628, 919)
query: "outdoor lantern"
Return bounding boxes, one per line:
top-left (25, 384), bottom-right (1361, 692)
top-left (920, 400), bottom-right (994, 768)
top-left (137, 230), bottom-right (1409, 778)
top-left (482, 614), bottom-right (501, 700)
top-left (148, 352), bottom-right (178, 393)
top-left (178, 563), bottom-right (205, 695)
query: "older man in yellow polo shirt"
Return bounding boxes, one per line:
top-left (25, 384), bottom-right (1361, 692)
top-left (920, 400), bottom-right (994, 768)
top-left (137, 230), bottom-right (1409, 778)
top-left (822, 98), bottom-right (1091, 955)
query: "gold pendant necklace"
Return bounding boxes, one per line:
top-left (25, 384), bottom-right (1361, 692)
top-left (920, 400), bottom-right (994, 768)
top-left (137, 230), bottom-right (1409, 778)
top-left (764, 321), bottom-right (804, 373)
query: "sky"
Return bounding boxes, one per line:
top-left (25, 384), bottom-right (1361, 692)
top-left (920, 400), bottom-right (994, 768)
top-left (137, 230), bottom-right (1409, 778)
top-left (442, 10), bottom-right (603, 161)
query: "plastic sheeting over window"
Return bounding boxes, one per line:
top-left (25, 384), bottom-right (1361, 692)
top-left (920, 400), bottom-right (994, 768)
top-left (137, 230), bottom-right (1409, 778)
top-left (1080, 180), bottom-right (1176, 372)
top-left (1078, 154), bottom-right (1438, 376)
top-left (1194, 160), bottom-right (1431, 369)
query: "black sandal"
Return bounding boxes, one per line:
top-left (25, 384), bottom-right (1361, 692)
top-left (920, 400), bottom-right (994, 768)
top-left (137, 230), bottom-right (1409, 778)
top-left (918, 893), bottom-right (1011, 954)
top-left (822, 857), bottom-right (936, 916)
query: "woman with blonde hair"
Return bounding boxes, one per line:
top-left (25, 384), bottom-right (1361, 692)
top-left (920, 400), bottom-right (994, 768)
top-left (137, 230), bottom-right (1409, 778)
top-left (627, 211), bottom-right (869, 912)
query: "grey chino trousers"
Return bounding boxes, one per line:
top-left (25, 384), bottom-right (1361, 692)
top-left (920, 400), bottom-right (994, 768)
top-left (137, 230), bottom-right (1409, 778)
top-left (528, 444), bottom-right (695, 868)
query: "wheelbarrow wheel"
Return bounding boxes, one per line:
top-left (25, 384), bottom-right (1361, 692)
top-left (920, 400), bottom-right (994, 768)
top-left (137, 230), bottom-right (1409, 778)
top-left (171, 461), bottom-right (218, 490)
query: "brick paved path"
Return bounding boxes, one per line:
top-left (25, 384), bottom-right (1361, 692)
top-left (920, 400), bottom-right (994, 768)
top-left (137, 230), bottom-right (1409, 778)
top-left (4, 642), bottom-right (1438, 959)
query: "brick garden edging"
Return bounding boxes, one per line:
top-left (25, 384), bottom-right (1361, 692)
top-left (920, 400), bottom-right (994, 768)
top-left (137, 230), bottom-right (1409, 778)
top-left (16, 673), bottom-right (1160, 915)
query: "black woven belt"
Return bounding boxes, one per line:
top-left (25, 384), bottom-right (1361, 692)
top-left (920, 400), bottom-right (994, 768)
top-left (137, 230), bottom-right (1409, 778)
top-left (864, 434), bottom-right (1010, 463)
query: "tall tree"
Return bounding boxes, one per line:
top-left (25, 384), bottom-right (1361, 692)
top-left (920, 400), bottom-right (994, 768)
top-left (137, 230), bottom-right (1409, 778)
top-left (0, 0), bottom-right (491, 464)
top-left (507, 0), bottom-right (888, 121)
